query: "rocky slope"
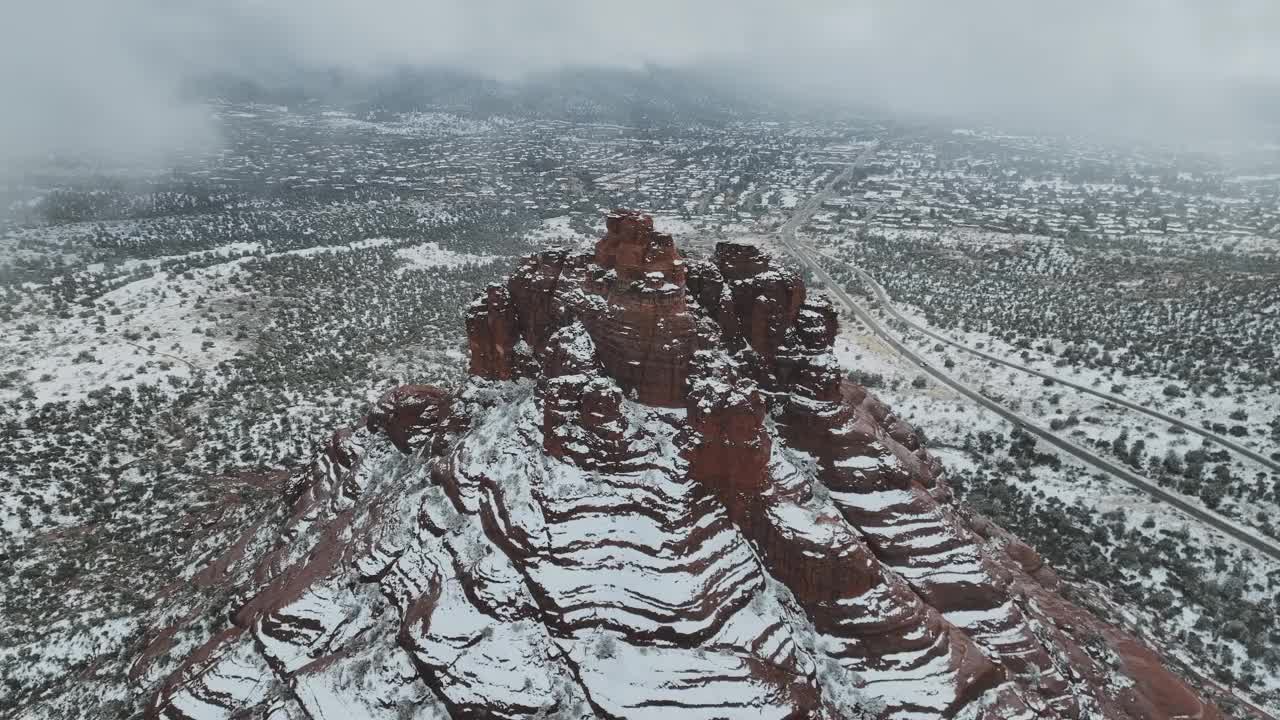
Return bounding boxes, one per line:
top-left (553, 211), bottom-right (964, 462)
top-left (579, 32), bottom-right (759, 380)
top-left (140, 210), bottom-right (1223, 719)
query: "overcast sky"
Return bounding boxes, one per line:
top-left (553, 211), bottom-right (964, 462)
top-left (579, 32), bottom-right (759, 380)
top-left (3, 0), bottom-right (1279, 169)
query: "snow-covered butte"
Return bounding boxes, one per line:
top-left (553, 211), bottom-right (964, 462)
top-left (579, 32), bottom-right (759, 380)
top-left (140, 211), bottom-right (1224, 720)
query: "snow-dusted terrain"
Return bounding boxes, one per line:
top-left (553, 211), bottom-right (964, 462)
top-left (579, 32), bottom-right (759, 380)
top-left (2, 96), bottom-right (1277, 719)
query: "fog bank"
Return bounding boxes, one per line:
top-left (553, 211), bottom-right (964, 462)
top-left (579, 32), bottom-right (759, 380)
top-left (3, 0), bottom-right (1279, 170)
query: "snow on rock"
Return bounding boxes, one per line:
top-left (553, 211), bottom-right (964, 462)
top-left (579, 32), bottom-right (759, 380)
top-left (145, 210), bottom-right (1224, 720)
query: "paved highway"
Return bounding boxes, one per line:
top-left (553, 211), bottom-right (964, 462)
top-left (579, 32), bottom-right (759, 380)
top-left (770, 149), bottom-right (1280, 563)
top-left (813, 249), bottom-right (1280, 477)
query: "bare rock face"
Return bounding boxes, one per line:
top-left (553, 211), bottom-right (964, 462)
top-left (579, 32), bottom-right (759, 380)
top-left (582, 209), bottom-right (698, 406)
top-left (144, 210), bottom-right (1223, 720)
top-left (681, 351), bottom-right (774, 534)
top-left (466, 284), bottom-right (525, 380)
top-left (507, 250), bottom-right (572, 353)
top-left (713, 241), bottom-right (806, 364)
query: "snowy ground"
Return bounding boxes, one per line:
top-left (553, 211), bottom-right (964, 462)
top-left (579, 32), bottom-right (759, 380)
top-left (883, 298), bottom-right (1279, 457)
top-left (0, 235), bottom-right (508, 407)
top-left (0, 258), bottom-right (247, 406)
top-left (846, 296), bottom-right (1280, 539)
top-left (521, 215), bottom-right (597, 250)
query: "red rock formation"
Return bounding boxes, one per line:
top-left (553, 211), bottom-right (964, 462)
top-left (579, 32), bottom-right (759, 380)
top-left (537, 323), bottom-right (634, 469)
top-left (506, 250), bottom-right (571, 353)
top-left (713, 241), bottom-right (806, 364)
top-left (366, 384), bottom-right (450, 454)
top-left (594, 210), bottom-right (686, 288)
top-left (580, 209), bottom-right (698, 406)
top-left (466, 284), bottom-right (523, 379)
top-left (683, 351), bottom-right (1014, 717)
top-left (145, 210), bottom-right (1227, 720)
top-left (683, 352), bottom-right (771, 509)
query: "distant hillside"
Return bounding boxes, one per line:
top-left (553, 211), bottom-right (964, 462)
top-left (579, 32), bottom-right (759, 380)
top-left (195, 64), bottom-right (776, 126)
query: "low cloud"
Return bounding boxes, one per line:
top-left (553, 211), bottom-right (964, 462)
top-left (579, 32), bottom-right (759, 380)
top-left (2, 0), bottom-right (1278, 173)
top-left (0, 0), bottom-right (217, 171)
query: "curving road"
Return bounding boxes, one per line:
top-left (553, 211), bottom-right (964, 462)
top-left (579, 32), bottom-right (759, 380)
top-left (770, 152), bottom-right (1280, 563)
top-left (811, 250), bottom-right (1280, 476)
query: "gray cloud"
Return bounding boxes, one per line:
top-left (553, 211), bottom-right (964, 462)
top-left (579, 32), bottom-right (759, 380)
top-left (3, 0), bottom-right (1279, 172)
top-left (0, 0), bottom-right (217, 171)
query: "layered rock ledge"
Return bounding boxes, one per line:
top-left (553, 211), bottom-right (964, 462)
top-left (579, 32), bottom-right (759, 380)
top-left (142, 210), bottom-right (1224, 720)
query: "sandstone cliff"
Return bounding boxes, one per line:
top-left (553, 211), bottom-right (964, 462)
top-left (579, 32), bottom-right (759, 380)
top-left (141, 211), bottom-right (1223, 720)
